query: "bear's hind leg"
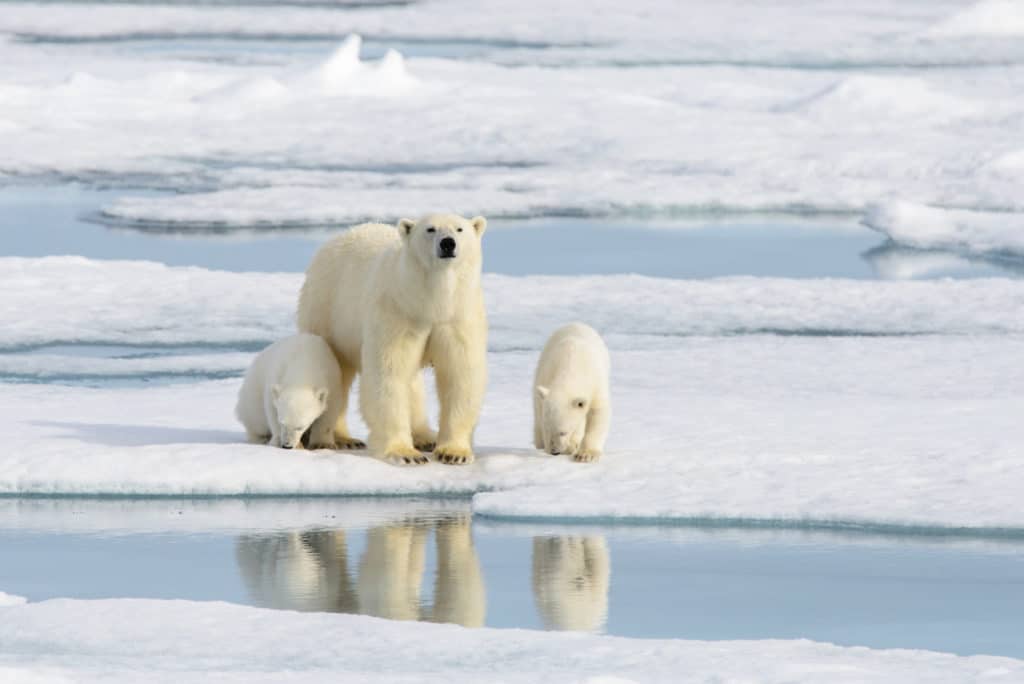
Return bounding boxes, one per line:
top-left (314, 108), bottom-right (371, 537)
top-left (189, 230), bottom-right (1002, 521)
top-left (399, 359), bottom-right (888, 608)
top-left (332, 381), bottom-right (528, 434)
top-left (332, 364), bottom-right (366, 450)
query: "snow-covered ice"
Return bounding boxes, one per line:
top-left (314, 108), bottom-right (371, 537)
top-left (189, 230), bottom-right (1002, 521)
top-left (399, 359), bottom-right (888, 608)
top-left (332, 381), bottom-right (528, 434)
top-left (1, 1), bottom-right (1024, 227)
top-left (7, 257), bottom-right (1024, 356)
top-left (1, 592), bottom-right (1022, 684)
top-left (2, 256), bottom-right (1024, 531)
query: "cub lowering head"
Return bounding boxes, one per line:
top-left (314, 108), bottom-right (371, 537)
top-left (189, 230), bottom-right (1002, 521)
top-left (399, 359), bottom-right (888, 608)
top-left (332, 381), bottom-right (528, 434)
top-left (536, 386), bottom-right (588, 456)
top-left (398, 214), bottom-right (487, 268)
top-left (271, 385), bottom-right (328, 449)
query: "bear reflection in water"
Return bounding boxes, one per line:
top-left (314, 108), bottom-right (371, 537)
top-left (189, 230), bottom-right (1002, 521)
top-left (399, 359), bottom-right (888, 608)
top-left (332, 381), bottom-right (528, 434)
top-left (235, 516), bottom-right (610, 632)
top-left (532, 537), bottom-right (610, 632)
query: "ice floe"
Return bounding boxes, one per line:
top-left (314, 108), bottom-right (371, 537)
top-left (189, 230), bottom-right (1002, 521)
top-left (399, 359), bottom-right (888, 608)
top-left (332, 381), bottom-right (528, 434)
top-left (6, 257), bottom-right (1024, 358)
top-left (3, 323), bottom-right (1024, 531)
top-left (2, 593), bottom-right (1021, 683)
top-left (864, 200), bottom-right (1024, 258)
top-left (1, 1), bottom-right (1024, 226)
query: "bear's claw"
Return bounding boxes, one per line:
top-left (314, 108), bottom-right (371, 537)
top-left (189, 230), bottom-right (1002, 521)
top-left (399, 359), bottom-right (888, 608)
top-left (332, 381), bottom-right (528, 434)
top-left (573, 451), bottom-right (600, 463)
top-left (435, 450), bottom-right (473, 465)
top-left (391, 453), bottom-right (429, 466)
top-left (335, 437), bottom-right (366, 450)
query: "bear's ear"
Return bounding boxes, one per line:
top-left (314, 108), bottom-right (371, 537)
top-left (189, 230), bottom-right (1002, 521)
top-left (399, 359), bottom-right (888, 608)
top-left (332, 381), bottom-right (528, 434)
top-left (271, 384), bottom-right (282, 399)
top-left (315, 387), bottom-right (328, 407)
top-left (471, 216), bottom-right (487, 236)
top-left (535, 385), bottom-right (549, 399)
top-left (398, 218), bottom-right (416, 239)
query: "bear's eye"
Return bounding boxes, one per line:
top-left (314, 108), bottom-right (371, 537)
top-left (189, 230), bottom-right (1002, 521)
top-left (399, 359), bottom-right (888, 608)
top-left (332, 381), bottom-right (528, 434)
top-left (426, 227), bottom-right (436, 233)
top-left (457, 227), bottom-right (463, 232)
top-left (574, 400), bottom-right (586, 409)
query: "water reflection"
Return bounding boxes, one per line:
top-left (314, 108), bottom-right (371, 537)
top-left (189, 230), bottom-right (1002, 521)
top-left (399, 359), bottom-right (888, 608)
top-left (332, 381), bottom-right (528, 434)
top-left (532, 536), bottom-right (610, 632)
top-left (235, 516), bottom-right (610, 632)
top-left (863, 243), bottom-right (1024, 280)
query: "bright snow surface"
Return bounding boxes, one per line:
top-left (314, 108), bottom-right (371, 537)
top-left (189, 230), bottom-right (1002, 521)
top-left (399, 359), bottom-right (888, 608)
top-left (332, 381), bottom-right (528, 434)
top-left (1, 592), bottom-right (1023, 684)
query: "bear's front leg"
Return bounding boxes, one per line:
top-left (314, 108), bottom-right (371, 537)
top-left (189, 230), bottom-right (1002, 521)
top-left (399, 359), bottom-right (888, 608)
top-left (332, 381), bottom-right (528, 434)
top-left (574, 403), bottom-right (610, 463)
top-left (307, 386), bottom-right (343, 450)
top-left (264, 388), bottom-right (283, 449)
top-left (409, 371), bottom-right (438, 452)
top-left (360, 321), bottom-right (430, 466)
top-left (429, 321), bottom-right (486, 465)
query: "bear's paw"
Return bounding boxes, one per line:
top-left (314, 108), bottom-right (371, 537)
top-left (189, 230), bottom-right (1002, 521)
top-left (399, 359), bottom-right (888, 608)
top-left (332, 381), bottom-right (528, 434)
top-left (434, 443), bottom-right (474, 466)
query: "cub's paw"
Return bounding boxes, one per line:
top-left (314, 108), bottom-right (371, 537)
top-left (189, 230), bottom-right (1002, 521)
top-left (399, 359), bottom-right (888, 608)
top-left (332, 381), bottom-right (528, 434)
top-left (334, 436), bottom-right (367, 450)
top-left (573, 450), bottom-right (601, 463)
top-left (434, 444), bottom-right (475, 466)
top-left (307, 437), bottom-right (337, 450)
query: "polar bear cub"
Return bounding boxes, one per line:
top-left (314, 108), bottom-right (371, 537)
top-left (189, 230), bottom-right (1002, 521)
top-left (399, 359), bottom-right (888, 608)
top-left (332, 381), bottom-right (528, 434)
top-left (235, 333), bottom-right (342, 449)
top-left (533, 322), bottom-right (611, 462)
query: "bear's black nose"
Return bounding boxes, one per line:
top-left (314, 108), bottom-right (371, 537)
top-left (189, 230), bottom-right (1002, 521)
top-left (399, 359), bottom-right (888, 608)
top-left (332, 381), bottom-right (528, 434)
top-left (439, 237), bottom-right (456, 256)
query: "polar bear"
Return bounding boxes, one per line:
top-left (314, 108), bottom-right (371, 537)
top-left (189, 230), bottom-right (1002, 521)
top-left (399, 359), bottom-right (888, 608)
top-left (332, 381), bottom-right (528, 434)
top-left (235, 333), bottom-right (343, 449)
top-left (533, 322), bottom-right (611, 462)
top-left (297, 214), bottom-right (488, 465)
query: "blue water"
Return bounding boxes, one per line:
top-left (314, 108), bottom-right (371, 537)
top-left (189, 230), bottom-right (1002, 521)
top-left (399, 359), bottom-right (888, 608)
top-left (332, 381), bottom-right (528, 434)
top-left (1, 498), bottom-right (1022, 657)
top-left (1, 184), bottom-right (1017, 279)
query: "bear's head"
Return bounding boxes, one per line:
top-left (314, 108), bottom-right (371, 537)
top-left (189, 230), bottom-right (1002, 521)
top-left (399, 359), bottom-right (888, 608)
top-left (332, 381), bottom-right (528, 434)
top-left (535, 386), bottom-right (588, 456)
top-left (397, 214), bottom-right (487, 271)
top-left (271, 385), bottom-right (328, 449)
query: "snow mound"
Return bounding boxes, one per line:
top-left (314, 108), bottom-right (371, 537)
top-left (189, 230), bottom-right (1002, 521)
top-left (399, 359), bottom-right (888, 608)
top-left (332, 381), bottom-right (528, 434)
top-left (863, 200), bottom-right (1024, 257)
top-left (927, 0), bottom-right (1024, 37)
top-left (0, 592), bottom-right (26, 607)
top-left (789, 76), bottom-right (980, 121)
top-left (301, 35), bottom-right (418, 96)
top-left (1, 595), bottom-right (1022, 683)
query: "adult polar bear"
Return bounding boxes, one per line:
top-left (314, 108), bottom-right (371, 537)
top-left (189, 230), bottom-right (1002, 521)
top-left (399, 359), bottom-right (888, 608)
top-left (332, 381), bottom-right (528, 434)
top-left (297, 214), bottom-right (487, 465)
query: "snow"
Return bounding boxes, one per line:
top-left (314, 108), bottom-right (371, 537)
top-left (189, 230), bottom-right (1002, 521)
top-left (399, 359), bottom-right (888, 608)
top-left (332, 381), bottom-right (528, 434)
top-left (1, 594), bottom-right (1022, 684)
top-left (0, 592), bottom-right (26, 607)
top-left (927, 0), bottom-right (1024, 37)
top-left (864, 200), bottom-right (1024, 258)
top-left (1, 2), bottom-right (1023, 226)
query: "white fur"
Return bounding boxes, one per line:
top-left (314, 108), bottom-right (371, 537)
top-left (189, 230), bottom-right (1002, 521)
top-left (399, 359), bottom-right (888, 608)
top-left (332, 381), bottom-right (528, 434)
top-left (235, 333), bottom-right (342, 450)
top-left (297, 214), bottom-right (488, 465)
top-left (533, 322), bottom-right (611, 462)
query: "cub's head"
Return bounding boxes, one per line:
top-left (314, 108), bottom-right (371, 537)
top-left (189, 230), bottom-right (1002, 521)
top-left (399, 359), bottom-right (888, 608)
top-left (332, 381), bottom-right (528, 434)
top-left (271, 385), bottom-right (328, 449)
top-left (397, 213), bottom-right (486, 270)
top-left (536, 386), bottom-right (588, 456)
